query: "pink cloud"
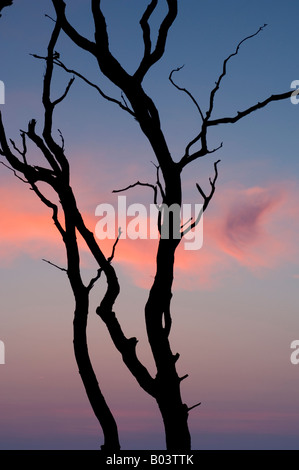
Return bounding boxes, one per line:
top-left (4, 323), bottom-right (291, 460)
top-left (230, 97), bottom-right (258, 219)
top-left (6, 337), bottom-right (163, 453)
top-left (114, 181), bottom-right (299, 290)
top-left (0, 178), bottom-right (298, 291)
top-left (223, 188), bottom-right (280, 249)
top-left (0, 182), bottom-right (63, 265)
top-left (215, 183), bottom-right (298, 270)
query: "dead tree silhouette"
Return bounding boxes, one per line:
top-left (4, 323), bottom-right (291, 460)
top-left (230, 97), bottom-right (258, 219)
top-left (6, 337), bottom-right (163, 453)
top-left (0, 0), bottom-right (12, 17)
top-left (0, 1), bottom-right (293, 450)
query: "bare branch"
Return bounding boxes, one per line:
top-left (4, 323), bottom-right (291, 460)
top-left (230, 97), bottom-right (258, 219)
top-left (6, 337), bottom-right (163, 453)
top-left (179, 374), bottom-right (189, 382)
top-left (187, 402), bottom-right (201, 412)
top-left (0, 161), bottom-right (28, 183)
top-left (182, 130), bottom-right (203, 162)
top-left (87, 228), bottom-right (122, 292)
top-left (40, 20), bottom-right (70, 180)
top-left (181, 206), bottom-right (203, 238)
top-left (169, 66), bottom-right (204, 121)
top-left (179, 87), bottom-right (292, 168)
top-left (177, 25), bottom-right (293, 170)
top-left (9, 131), bottom-right (28, 165)
top-left (206, 24), bottom-right (267, 121)
top-left (179, 131), bottom-right (223, 169)
top-left (30, 180), bottom-right (65, 237)
top-left (181, 141), bottom-right (223, 169)
top-left (147, 0), bottom-right (178, 65)
top-left (173, 353), bottom-right (180, 363)
top-left (180, 217), bottom-right (193, 230)
top-left (113, 180), bottom-right (156, 193)
top-left (151, 161), bottom-right (165, 202)
top-left (26, 119), bottom-right (61, 174)
top-left (73, 213), bottom-right (156, 397)
top-left (120, 93), bottom-right (133, 115)
top-left (0, 114), bottom-right (59, 187)
top-left (207, 91), bottom-right (293, 127)
top-left (87, 268), bottom-right (103, 293)
top-left (90, 0), bottom-right (131, 90)
top-left (21, 131), bottom-right (28, 164)
top-left (0, 0), bottom-right (12, 17)
top-left (181, 159), bottom-right (220, 237)
top-left (53, 1), bottom-right (175, 182)
top-left (179, 91), bottom-right (291, 170)
top-left (0, 111), bottom-right (27, 174)
top-left (196, 159), bottom-right (220, 212)
top-left (135, 0), bottom-right (178, 82)
top-left (52, 75), bottom-right (75, 107)
top-left (31, 53), bottom-right (135, 117)
top-left (42, 258), bottom-right (67, 272)
top-left (113, 180), bottom-right (158, 206)
top-left (108, 227), bottom-right (122, 263)
top-left (9, 139), bottom-right (22, 156)
top-left (95, 307), bottom-right (157, 397)
top-left (45, 13), bottom-right (56, 23)
top-left (57, 129), bottom-right (65, 151)
top-left (52, 0), bottom-right (96, 54)
top-left (138, 0), bottom-right (158, 68)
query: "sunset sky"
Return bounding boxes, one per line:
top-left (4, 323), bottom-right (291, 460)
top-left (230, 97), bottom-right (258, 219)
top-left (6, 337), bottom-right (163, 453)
top-left (0, 0), bottom-right (299, 450)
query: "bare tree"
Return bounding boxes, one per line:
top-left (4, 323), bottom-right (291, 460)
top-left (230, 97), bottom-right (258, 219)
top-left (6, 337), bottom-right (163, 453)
top-left (0, 0), bottom-right (12, 17)
top-left (0, 1), bottom-right (293, 451)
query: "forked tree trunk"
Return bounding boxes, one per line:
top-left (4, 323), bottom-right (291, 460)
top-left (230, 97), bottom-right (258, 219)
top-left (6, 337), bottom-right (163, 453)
top-left (61, 188), bottom-right (121, 451)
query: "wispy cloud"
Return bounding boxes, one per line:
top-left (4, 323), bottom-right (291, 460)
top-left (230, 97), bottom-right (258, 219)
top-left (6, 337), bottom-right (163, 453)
top-left (216, 183), bottom-right (298, 270)
top-left (0, 178), bottom-right (298, 290)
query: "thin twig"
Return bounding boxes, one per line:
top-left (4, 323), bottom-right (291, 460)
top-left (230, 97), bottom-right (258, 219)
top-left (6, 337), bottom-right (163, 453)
top-left (169, 65), bottom-right (204, 121)
top-left (30, 53), bottom-right (135, 117)
top-left (113, 180), bottom-right (158, 206)
top-left (87, 228), bottom-right (122, 292)
top-left (134, 0), bottom-right (178, 81)
top-left (30, 180), bottom-right (65, 237)
top-left (196, 159), bottom-right (220, 211)
top-left (42, 258), bottom-right (67, 272)
top-left (0, 161), bottom-right (28, 183)
top-left (207, 91), bottom-right (292, 127)
top-left (151, 161), bottom-right (165, 202)
top-left (52, 76), bottom-right (75, 107)
top-left (45, 13), bottom-right (56, 23)
top-left (182, 159), bottom-right (220, 236)
top-left (187, 402), bottom-right (201, 412)
top-left (206, 24), bottom-right (267, 121)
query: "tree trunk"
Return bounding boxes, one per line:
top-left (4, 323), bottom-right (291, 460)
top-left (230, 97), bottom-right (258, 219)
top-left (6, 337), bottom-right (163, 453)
top-left (145, 239), bottom-right (191, 450)
top-left (73, 290), bottom-right (121, 450)
top-left (157, 391), bottom-right (190, 450)
top-left (58, 187), bottom-right (121, 450)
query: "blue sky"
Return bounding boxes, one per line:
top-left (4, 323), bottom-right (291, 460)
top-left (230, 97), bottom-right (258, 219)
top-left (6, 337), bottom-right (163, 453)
top-left (0, 0), bottom-right (299, 450)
